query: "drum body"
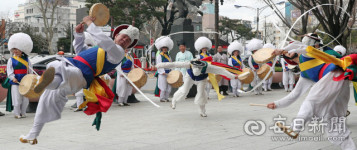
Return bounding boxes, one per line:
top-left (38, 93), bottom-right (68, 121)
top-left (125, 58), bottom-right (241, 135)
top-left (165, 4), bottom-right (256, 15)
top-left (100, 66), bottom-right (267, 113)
top-left (127, 68), bottom-right (147, 88)
top-left (167, 70), bottom-right (183, 88)
top-left (252, 48), bottom-right (275, 64)
top-left (19, 74), bottom-right (43, 99)
top-left (257, 64), bottom-right (273, 80)
top-left (239, 68), bottom-right (254, 84)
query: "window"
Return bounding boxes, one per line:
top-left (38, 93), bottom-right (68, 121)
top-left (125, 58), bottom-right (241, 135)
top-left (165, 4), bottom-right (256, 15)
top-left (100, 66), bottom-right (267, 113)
top-left (34, 27), bottom-right (39, 32)
top-left (54, 28), bottom-right (57, 33)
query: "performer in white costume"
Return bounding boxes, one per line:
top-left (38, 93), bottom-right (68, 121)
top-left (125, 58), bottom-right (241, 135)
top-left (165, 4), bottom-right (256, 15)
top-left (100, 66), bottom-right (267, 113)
top-left (20, 16), bottom-right (139, 145)
top-left (227, 41), bottom-right (244, 97)
top-left (195, 37), bottom-right (213, 97)
top-left (270, 47), bottom-right (356, 150)
top-left (6, 33), bottom-right (33, 118)
top-left (267, 33), bottom-right (342, 109)
top-left (175, 41), bottom-right (193, 75)
top-left (115, 48), bottom-right (134, 106)
top-left (156, 59), bottom-right (239, 117)
top-left (280, 58), bottom-right (295, 92)
top-left (247, 38), bottom-right (264, 95)
top-left (155, 36), bottom-right (174, 102)
top-left (262, 43), bottom-right (275, 91)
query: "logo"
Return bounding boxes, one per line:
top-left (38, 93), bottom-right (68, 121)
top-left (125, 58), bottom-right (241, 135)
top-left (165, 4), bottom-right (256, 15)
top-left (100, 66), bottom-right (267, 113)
top-left (244, 120), bottom-right (266, 136)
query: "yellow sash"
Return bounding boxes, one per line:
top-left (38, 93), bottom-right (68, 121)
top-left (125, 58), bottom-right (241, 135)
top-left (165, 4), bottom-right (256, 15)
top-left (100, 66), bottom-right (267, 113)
top-left (12, 56), bottom-right (28, 69)
top-left (160, 52), bottom-right (171, 62)
top-left (232, 56), bottom-right (242, 67)
top-left (201, 52), bottom-right (208, 58)
top-left (306, 46), bottom-right (352, 70)
top-left (205, 61), bottom-right (225, 101)
top-left (79, 48), bottom-right (108, 109)
top-left (125, 53), bottom-right (133, 62)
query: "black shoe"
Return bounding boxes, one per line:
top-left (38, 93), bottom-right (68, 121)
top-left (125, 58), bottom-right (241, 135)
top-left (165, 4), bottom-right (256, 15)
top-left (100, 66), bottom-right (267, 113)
top-left (71, 103), bottom-right (77, 108)
top-left (74, 108), bottom-right (83, 112)
top-left (0, 112), bottom-right (4, 116)
top-left (127, 94), bottom-right (140, 103)
top-left (223, 91), bottom-right (229, 96)
top-left (123, 103), bottom-right (130, 106)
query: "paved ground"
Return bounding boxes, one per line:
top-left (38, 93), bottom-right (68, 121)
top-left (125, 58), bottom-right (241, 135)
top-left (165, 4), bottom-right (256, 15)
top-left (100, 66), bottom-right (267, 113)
top-left (0, 83), bottom-right (357, 150)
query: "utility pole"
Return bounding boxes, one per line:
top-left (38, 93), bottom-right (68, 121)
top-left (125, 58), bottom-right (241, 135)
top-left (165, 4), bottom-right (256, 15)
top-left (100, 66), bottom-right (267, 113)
top-left (214, 0), bottom-right (219, 54)
top-left (70, 24), bottom-right (73, 55)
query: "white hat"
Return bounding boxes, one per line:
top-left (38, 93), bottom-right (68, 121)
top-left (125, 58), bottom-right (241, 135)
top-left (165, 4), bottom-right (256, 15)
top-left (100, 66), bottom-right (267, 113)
top-left (194, 36), bottom-right (212, 51)
top-left (84, 32), bottom-right (97, 46)
top-left (263, 43), bottom-right (276, 49)
top-left (8, 32), bottom-right (33, 55)
top-left (227, 41), bottom-right (243, 55)
top-left (113, 24), bottom-right (140, 48)
top-left (302, 33), bottom-right (322, 46)
top-left (155, 36), bottom-right (174, 51)
top-left (334, 45), bottom-right (346, 56)
top-left (246, 38), bottom-right (263, 52)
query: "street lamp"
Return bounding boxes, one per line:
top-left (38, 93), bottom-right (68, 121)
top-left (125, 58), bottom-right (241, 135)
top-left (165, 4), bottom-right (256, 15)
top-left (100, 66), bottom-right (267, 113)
top-left (234, 1), bottom-right (284, 39)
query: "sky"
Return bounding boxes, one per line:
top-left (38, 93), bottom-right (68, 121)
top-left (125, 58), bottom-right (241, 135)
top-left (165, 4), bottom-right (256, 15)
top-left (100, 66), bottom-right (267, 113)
top-left (0, 0), bottom-right (286, 27)
top-left (0, 0), bottom-right (26, 19)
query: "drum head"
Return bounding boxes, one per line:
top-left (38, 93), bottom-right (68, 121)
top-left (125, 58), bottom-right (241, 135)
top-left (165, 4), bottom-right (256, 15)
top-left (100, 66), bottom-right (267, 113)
top-left (19, 74), bottom-right (37, 95)
top-left (128, 68), bottom-right (144, 82)
top-left (167, 70), bottom-right (182, 84)
top-left (252, 48), bottom-right (275, 64)
top-left (89, 3), bottom-right (110, 26)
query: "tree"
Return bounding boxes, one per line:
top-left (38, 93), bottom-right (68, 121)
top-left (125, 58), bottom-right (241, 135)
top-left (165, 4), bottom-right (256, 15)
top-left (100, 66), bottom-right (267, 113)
top-left (57, 23), bottom-right (72, 53)
top-left (219, 17), bottom-right (254, 42)
top-left (263, 0), bottom-right (357, 47)
top-left (37, 0), bottom-right (68, 54)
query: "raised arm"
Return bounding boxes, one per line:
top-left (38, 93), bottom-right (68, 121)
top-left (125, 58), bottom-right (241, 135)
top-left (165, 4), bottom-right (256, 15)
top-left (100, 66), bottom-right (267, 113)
top-left (206, 64), bottom-right (236, 79)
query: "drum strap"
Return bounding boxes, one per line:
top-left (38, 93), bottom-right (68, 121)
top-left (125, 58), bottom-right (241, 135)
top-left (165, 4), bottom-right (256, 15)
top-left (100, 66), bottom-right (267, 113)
top-left (201, 52), bottom-right (208, 58)
top-left (299, 58), bottom-right (324, 72)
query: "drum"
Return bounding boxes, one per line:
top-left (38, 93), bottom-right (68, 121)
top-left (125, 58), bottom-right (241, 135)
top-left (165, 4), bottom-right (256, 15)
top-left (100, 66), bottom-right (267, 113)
top-left (167, 70), bottom-right (183, 88)
top-left (127, 68), bottom-right (147, 88)
top-left (89, 3), bottom-right (110, 26)
top-left (19, 74), bottom-right (43, 99)
top-left (208, 74), bottom-right (222, 85)
top-left (252, 48), bottom-right (276, 64)
top-left (239, 68), bottom-right (254, 84)
top-left (257, 64), bottom-right (273, 80)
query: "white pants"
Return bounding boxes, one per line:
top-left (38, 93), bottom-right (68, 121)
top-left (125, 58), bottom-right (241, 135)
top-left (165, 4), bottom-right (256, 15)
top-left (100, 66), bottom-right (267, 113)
top-left (75, 89), bottom-right (84, 108)
top-left (291, 72), bottom-right (356, 149)
top-left (24, 59), bottom-right (86, 140)
top-left (263, 76), bottom-right (273, 91)
top-left (11, 85), bottom-right (29, 116)
top-left (206, 82), bottom-right (212, 96)
top-left (172, 74), bottom-right (208, 115)
top-left (283, 70), bottom-right (295, 91)
top-left (158, 74), bottom-right (171, 100)
top-left (251, 72), bottom-right (262, 94)
top-left (116, 72), bottom-right (132, 103)
top-left (230, 79), bottom-right (241, 96)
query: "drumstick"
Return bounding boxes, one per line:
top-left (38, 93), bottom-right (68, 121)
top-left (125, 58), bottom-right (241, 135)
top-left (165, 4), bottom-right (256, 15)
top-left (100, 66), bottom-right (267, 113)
top-left (249, 103), bottom-right (267, 107)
